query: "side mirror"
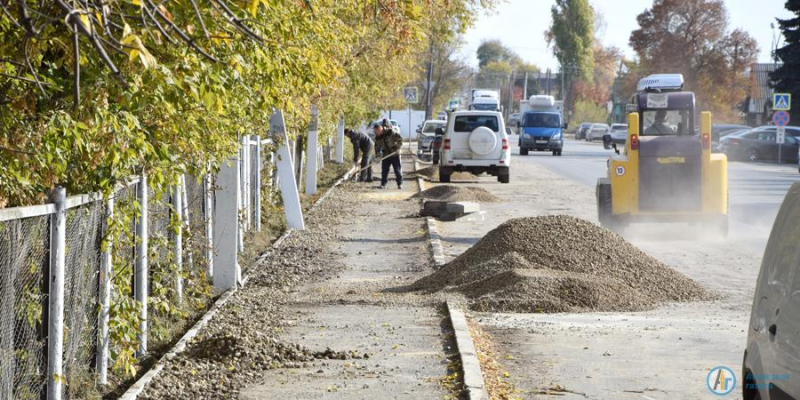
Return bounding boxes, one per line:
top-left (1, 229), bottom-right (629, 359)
top-left (602, 134), bottom-right (612, 150)
top-left (416, 127), bottom-right (421, 134)
top-left (563, 122), bottom-right (569, 129)
top-left (435, 127), bottom-right (444, 136)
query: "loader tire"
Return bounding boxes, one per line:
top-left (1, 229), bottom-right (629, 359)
top-left (597, 178), bottom-right (620, 233)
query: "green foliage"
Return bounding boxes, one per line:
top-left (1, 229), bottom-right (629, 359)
top-left (547, 0), bottom-right (595, 82)
top-left (570, 100), bottom-right (608, 129)
top-left (771, 0), bottom-right (800, 122)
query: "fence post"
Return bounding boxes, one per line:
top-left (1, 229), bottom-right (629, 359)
top-left (243, 135), bottom-right (251, 231)
top-left (306, 106), bottom-right (319, 195)
top-left (335, 115), bottom-right (344, 164)
top-left (327, 136), bottom-right (333, 162)
top-left (270, 110), bottom-right (305, 230)
top-left (254, 136), bottom-right (262, 232)
top-left (46, 186), bottom-right (66, 400)
top-left (180, 176), bottom-right (192, 274)
top-left (172, 182), bottom-right (183, 304)
top-left (204, 173), bottom-right (213, 281)
top-left (96, 195), bottom-right (113, 385)
top-left (213, 157), bottom-right (240, 291)
top-left (134, 173), bottom-right (148, 357)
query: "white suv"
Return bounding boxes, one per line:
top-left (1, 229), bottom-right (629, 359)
top-left (438, 111), bottom-right (511, 183)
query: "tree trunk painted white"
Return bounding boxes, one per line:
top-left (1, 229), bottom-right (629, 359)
top-left (270, 110), bottom-right (305, 230)
top-left (213, 158), bottom-right (240, 291)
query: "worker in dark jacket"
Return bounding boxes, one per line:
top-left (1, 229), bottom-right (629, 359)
top-left (344, 128), bottom-right (374, 182)
top-left (373, 120), bottom-right (404, 189)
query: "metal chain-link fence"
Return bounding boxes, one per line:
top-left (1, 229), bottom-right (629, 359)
top-left (0, 216), bottom-right (49, 400)
top-left (1, 136), bottom-right (279, 399)
top-left (62, 201), bottom-right (103, 399)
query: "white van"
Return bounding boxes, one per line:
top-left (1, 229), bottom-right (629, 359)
top-left (743, 182), bottom-right (800, 399)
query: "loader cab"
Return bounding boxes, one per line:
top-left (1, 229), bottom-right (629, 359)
top-left (631, 76), bottom-right (703, 212)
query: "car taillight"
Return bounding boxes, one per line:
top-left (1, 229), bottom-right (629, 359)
top-left (702, 133), bottom-right (710, 150)
top-left (729, 138), bottom-right (741, 145)
top-left (444, 138), bottom-right (451, 150)
top-left (630, 134), bottom-right (639, 151)
top-left (501, 138), bottom-right (508, 150)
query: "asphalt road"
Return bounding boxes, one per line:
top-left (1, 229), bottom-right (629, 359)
top-left (513, 135), bottom-right (800, 241)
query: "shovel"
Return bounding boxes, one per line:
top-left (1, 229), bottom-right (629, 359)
top-left (351, 150), bottom-right (400, 180)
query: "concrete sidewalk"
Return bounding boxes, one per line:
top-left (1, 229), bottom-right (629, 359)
top-left (240, 156), bottom-right (456, 399)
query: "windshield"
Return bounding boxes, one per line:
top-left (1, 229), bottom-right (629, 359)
top-left (423, 123), bottom-right (445, 133)
top-left (471, 103), bottom-right (498, 111)
top-left (454, 115), bottom-right (499, 132)
top-left (641, 109), bottom-right (691, 136)
top-left (522, 113), bottom-right (560, 128)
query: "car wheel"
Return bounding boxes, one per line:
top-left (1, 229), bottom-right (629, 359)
top-left (742, 368), bottom-right (761, 400)
top-left (747, 148), bottom-right (759, 162)
top-left (557, 150), bottom-right (563, 156)
top-left (433, 154), bottom-right (439, 165)
top-left (497, 167), bottom-right (510, 184)
top-left (520, 148), bottom-right (529, 156)
top-left (552, 150), bottom-right (558, 156)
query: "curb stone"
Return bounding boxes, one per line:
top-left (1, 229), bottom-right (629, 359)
top-left (447, 301), bottom-right (488, 400)
top-left (413, 159), bottom-right (487, 400)
top-left (118, 165), bottom-right (356, 400)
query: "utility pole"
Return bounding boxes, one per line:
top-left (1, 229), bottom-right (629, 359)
top-left (424, 39), bottom-right (434, 120)
top-left (545, 68), bottom-right (551, 95)
top-left (523, 71), bottom-right (528, 101)
top-left (507, 70), bottom-right (515, 119)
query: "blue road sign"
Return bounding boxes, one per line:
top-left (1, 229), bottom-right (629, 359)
top-left (774, 93), bottom-right (791, 111)
top-left (404, 87), bottom-right (419, 104)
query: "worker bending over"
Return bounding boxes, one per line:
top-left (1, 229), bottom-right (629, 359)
top-left (344, 128), bottom-right (374, 182)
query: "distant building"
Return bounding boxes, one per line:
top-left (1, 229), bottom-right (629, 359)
top-left (745, 63), bottom-right (782, 126)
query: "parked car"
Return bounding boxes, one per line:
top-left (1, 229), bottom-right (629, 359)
top-left (605, 123), bottom-right (628, 149)
top-left (417, 120), bottom-right (446, 160)
top-left (743, 182), bottom-right (800, 400)
top-left (719, 126), bottom-right (800, 163)
top-left (507, 113), bottom-right (522, 130)
top-left (438, 111), bottom-right (510, 183)
top-left (712, 123), bottom-right (750, 142)
top-left (576, 122), bottom-right (592, 140)
top-left (586, 123), bottom-right (610, 142)
top-left (432, 129), bottom-right (445, 165)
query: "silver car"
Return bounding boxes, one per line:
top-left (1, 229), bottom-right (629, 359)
top-left (417, 120), bottom-right (446, 160)
top-left (586, 123), bottom-right (610, 142)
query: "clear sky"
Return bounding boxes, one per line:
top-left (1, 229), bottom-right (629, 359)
top-left (460, 0), bottom-right (794, 71)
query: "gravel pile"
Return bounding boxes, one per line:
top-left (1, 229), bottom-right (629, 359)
top-left (140, 188), bottom-right (365, 399)
top-left (413, 185), bottom-right (501, 203)
top-left (411, 215), bottom-right (715, 313)
top-left (408, 166), bottom-right (476, 182)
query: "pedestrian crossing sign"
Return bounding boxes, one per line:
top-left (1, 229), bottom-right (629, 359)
top-left (773, 93), bottom-right (791, 111)
top-left (404, 87), bottom-right (419, 104)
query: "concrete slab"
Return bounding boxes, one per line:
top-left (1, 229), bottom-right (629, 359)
top-left (445, 201), bottom-right (480, 214)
